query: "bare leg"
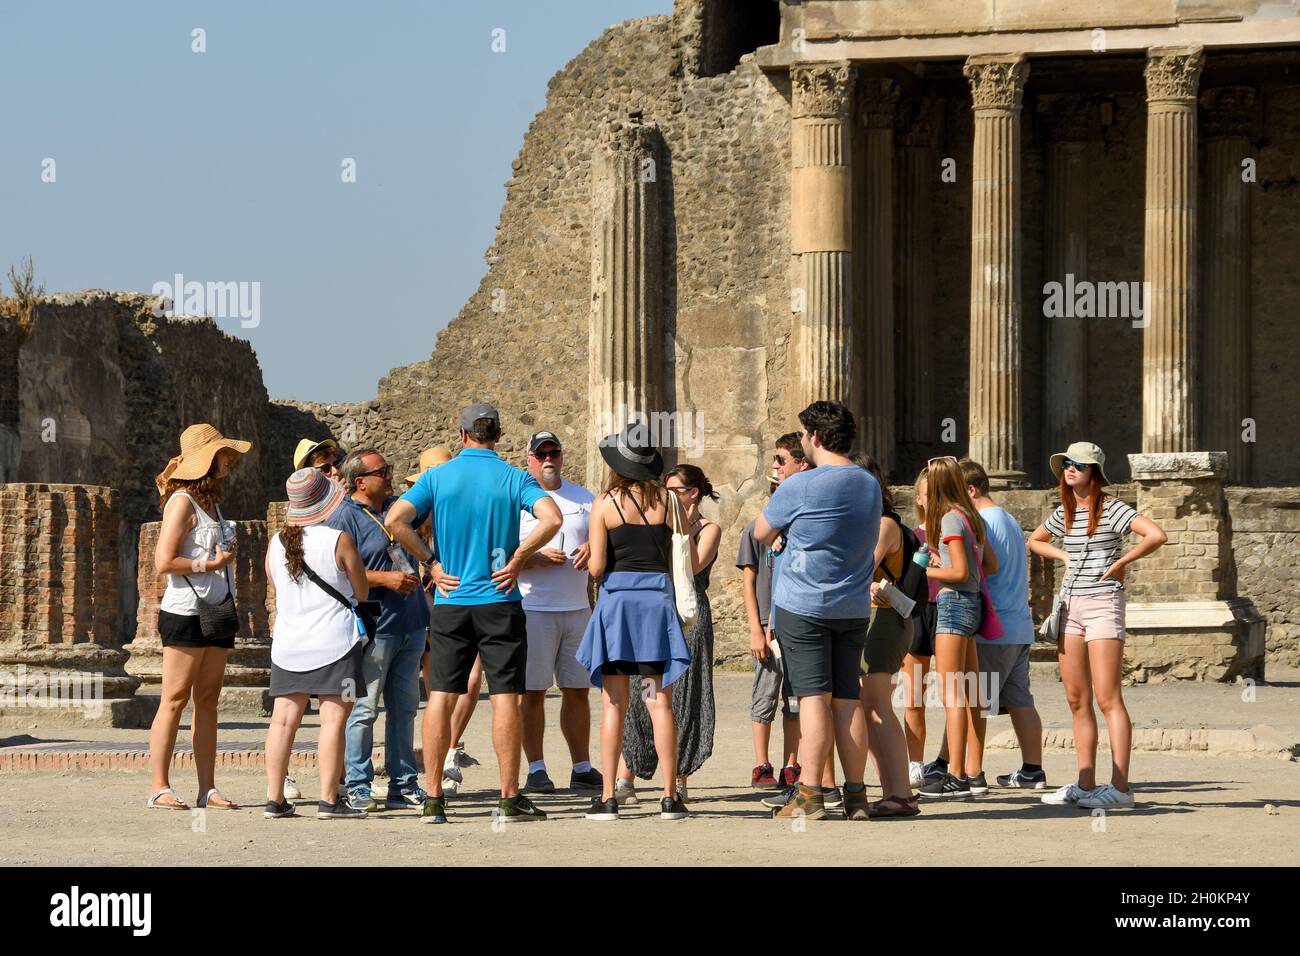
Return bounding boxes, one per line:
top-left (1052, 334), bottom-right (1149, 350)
top-left (643, 677), bottom-right (678, 798)
top-left (901, 653), bottom-right (931, 762)
top-left (190, 647), bottom-right (230, 795)
top-left (781, 715), bottom-right (800, 768)
top-left (862, 672), bottom-right (911, 798)
top-left (448, 655), bottom-right (484, 749)
top-left (934, 634), bottom-right (971, 779)
top-left (1088, 639), bottom-right (1131, 791)
top-left (1058, 633), bottom-right (1097, 790)
top-left (520, 689), bottom-right (547, 764)
top-left (265, 694), bottom-right (308, 802)
top-left (148, 646), bottom-right (203, 799)
top-left (316, 695), bottom-right (353, 803)
top-left (964, 639), bottom-right (985, 778)
top-left (423, 691), bottom-right (457, 797)
top-left (797, 694), bottom-right (833, 784)
top-left (752, 720), bottom-right (772, 766)
top-left (598, 677), bottom-right (630, 801)
top-left (558, 687), bottom-right (591, 765)
top-left (1009, 706), bottom-right (1044, 765)
top-left (490, 692), bottom-right (523, 798)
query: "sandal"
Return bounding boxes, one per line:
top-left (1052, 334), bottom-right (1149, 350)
top-left (197, 788), bottom-right (240, 810)
top-left (146, 787), bottom-right (190, 810)
top-left (868, 794), bottom-right (921, 818)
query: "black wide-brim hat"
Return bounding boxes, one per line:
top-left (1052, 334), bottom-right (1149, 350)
top-left (598, 423), bottom-right (664, 482)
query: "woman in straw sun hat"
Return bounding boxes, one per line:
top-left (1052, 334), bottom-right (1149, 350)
top-left (1029, 441), bottom-right (1167, 811)
top-left (147, 423), bottom-right (252, 812)
top-left (262, 468), bottom-right (371, 820)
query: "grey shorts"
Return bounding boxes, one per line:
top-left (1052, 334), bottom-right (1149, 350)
top-left (750, 647), bottom-right (795, 723)
top-left (975, 642), bottom-right (1034, 714)
top-left (524, 607), bottom-right (592, 691)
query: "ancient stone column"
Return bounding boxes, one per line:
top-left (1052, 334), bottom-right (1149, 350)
top-left (896, 99), bottom-right (943, 459)
top-left (853, 76), bottom-right (899, 469)
top-left (791, 62), bottom-right (855, 411)
top-left (1199, 86), bottom-right (1255, 483)
top-left (1142, 47), bottom-right (1204, 453)
top-left (964, 54), bottom-right (1030, 484)
top-left (1038, 94), bottom-right (1092, 455)
top-left (588, 116), bottom-right (666, 491)
top-left (0, 484), bottom-right (142, 726)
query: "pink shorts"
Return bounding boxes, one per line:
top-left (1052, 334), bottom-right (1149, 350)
top-left (1062, 590), bottom-right (1126, 642)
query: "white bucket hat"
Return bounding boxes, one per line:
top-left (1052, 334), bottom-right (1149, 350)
top-left (1050, 441), bottom-right (1110, 486)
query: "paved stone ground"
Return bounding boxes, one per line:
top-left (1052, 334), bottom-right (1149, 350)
top-left (0, 672), bottom-right (1296, 865)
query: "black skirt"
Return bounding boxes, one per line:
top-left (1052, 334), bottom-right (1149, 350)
top-left (270, 641), bottom-right (365, 698)
top-left (159, 609), bottom-right (236, 650)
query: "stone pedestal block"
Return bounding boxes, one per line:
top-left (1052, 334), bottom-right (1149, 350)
top-left (0, 483), bottom-right (142, 727)
top-left (1125, 452), bottom-right (1265, 681)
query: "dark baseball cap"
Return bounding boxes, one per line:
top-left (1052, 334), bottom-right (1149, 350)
top-left (528, 431), bottom-right (562, 454)
top-left (459, 403), bottom-right (500, 431)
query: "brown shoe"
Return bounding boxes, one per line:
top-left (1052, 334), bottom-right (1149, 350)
top-left (773, 784), bottom-right (827, 820)
top-left (843, 786), bottom-right (871, 821)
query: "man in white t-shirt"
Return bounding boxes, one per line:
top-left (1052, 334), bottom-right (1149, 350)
top-left (516, 431), bottom-right (602, 794)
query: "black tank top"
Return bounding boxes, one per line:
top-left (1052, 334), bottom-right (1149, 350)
top-left (605, 492), bottom-right (670, 575)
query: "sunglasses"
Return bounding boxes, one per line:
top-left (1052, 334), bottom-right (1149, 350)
top-left (1062, 459), bottom-right (1091, 472)
top-left (927, 456), bottom-right (958, 468)
top-left (532, 448), bottom-right (562, 460)
top-left (773, 454), bottom-right (790, 465)
top-left (317, 462), bottom-right (338, 475)
top-left (360, 465), bottom-right (392, 479)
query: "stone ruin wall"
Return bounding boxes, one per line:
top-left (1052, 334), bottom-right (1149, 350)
top-left (13, 292), bottom-right (271, 640)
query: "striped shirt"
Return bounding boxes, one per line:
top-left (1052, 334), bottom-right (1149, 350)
top-left (1044, 497), bottom-right (1138, 595)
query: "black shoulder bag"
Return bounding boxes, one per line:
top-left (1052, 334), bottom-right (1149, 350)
top-left (182, 504), bottom-right (240, 641)
top-left (300, 561), bottom-right (378, 648)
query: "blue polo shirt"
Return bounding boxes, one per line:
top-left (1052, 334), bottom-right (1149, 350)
top-left (400, 447), bottom-right (548, 606)
top-left (325, 496), bottom-right (429, 638)
top-left (977, 506), bottom-right (1035, 644)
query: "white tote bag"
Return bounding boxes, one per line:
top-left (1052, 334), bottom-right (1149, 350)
top-left (667, 491), bottom-right (699, 630)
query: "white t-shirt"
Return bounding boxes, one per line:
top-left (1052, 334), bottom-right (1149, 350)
top-left (518, 479), bottom-right (594, 612)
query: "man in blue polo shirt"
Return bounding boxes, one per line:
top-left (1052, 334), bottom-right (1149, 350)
top-left (327, 447), bottom-right (428, 814)
top-left (386, 403), bottom-right (562, 824)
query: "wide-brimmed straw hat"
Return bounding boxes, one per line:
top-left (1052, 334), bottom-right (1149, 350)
top-left (293, 437), bottom-right (338, 470)
top-left (155, 423), bottom-right (252, 494)
top-left (284, 467), bottom-right (346, 526)
top-left (598, 422), bottom-right (664, 482)
top-left (1050, 441), bottom-right (1111, 486)
top-left (405, 445), bottom-right (454, 485)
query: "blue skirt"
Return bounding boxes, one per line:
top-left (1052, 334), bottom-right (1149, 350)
top-left (577, 572), bottom-right (692, 689)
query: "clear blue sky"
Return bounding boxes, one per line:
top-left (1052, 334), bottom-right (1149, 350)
top-left (0, 0), bottom-right (673, 403)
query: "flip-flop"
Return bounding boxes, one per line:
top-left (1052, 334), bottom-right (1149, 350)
top-left (197, 788), bottom-right (241, 810)
top-left (146, 787), bottom-right (190, 810)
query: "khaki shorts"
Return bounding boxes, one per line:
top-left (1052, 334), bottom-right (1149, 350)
top-left (1062, 590), bottom-right (1126, 642)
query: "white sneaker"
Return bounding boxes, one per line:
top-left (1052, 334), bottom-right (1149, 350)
top-left (1078, 784), bottom-right (1135, 809)
top-left (452, 747), bottom-right (479, 769)
top-left (283, 776), bottom-right (302, 800)
top-left (1041, 783), bottom-right (1092, 805)
top-left (614, 779), bottom-right (639, 806)
top-left (908, 761), bottom-right (925, 789)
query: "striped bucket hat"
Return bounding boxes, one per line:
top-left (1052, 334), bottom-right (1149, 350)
top-left (284, 467), bottom-right (346, 526)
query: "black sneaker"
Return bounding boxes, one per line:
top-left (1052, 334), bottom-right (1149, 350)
top-left (967, 772), bottom-right (990, 795)
top-left (523, 769), bottom-right (556, 794)
top-left (420, 795), bottom-right (448, 825)
top-left (996, 768), bottom-right (1048, 790)
top-left (317, 799), bottom-right (367, 819)
top-left (824, 787), bottom-right (844, 810)
top-left (761, 783), bottom-right (798, 810)
top-left (264, 799), bottom-right (296, 819)
top-left (660, 795), bottom-right (688, 820)
top-left (585, 796), bottom-right (619, 821)
top-left (570, 767), bottom-right (604, 791)
top-left (496, 794), bottom-right (547, 822)
top-left (918, 772), bottom-right (972, 800)
top-left (922, 759), bottom-right (948, 783)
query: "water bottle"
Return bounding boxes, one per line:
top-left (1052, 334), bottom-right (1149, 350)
top-left (912, 547), bottom-right (930, 568)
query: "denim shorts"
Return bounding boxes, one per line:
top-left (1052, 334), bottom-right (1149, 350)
top-left (935, 589), bottom-right (981, 638)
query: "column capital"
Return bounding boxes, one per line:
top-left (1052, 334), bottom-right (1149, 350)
top-left (1144, 46), bottom-right (1204, 104)
top-left (856, 76), bottom-right (900, 130)
top-left (601, 114), bottom-right (663, 155)
top-left (792, 61), bottom-right (856, 120)
top-left (963, 54), bottom-right (1029, 111)
top-left (1200, 86), bottom-right (1257, 139)
top-left (1036, 93), bottom-right (1094, 144)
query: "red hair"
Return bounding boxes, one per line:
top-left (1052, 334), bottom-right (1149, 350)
top-left (1059, 470), bottom-right (1105, 536)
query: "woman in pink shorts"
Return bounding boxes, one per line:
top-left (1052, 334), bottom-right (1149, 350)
top-left (1029, 442), bottom-right (1166, 810)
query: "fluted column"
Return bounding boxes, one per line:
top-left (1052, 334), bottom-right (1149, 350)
top-left (1039, 94), bottom-right (1093, 453)
top-left (896, 99), bottom-right (943, 454)
top-left (1200, 86), bottom-right (1254, 482)
top-left (1142, 46), bottom-right (1204, 453)
top-left (792, 62), bottom-right (856, 410)
top-left (588, 116), bottom-right (666, 490)
top-left (854, 76), bottom-right (899, 467)
top-left (964, 54), bottom-right (1029, 483)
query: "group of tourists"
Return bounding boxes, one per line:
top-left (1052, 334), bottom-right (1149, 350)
top-left (142, 397), bottom-right (1167, 823)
